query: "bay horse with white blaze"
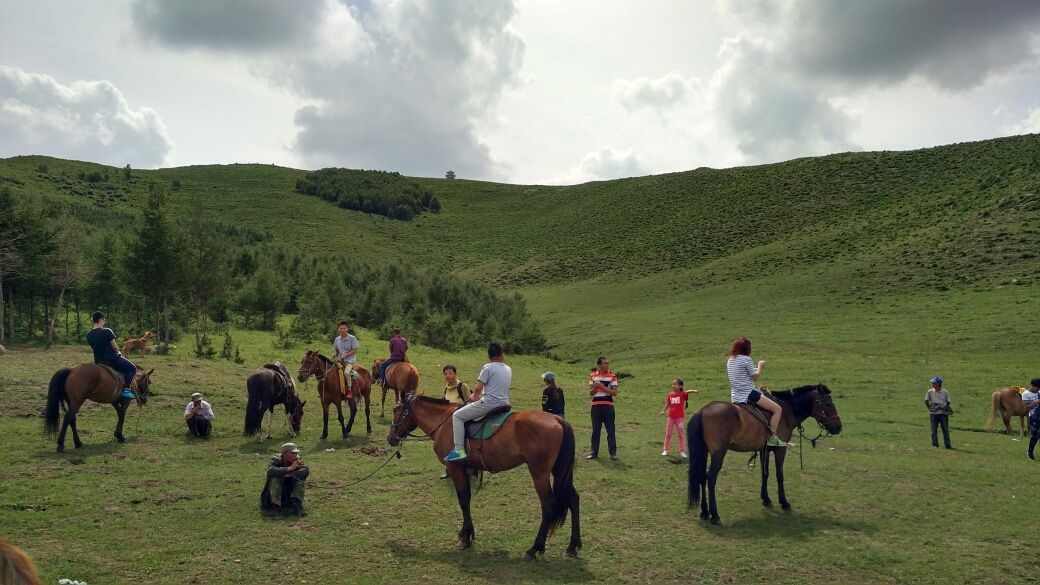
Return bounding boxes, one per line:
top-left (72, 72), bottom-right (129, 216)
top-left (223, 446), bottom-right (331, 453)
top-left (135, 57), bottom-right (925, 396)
top-left (244, 366), bottom-right (305, 442)
top-left (372, 358), bottom-right (420, 417)
top-left (387, 395), bottom-right (581, 560)
top-left (44, 363), bottom-right (154, 452)
top-left (297, 351), bottom-right (373, 441)
top-left (688, 384), bottom-right (842, 524)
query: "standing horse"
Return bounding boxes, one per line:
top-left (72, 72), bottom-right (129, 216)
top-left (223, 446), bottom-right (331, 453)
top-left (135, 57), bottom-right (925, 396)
top-left (297, 351), bottom-right (373, 441)
top-left (244, 366), bottom-right (305, 443)
top-left (372, 358), bottom-right (420, 417)
top-left (687, 384), bottom-right (842, 524)
top-left (44, 364), bottom-right (154, 452)
top-left (387, 395), bottom-right (581, 559)
top-left (985, 387), bottom-right (1030, 436)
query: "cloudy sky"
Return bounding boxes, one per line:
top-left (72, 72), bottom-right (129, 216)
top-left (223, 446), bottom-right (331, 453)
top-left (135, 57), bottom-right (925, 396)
top-left (2, 1), bottom-right (1039, 184)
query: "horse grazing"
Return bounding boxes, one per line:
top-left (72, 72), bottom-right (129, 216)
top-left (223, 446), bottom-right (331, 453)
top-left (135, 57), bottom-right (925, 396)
top-left (387, 395), bottom-right (581, 559)
top-left (244, 366), bottom-right (305, 443)
top-left (297, 351), bottom-right (373, 441)
top-left (121, 331), bottom-right (152, 356)
top-left (687, 384), bottom-right (842, 524)
top-left (44, 364), bottom-right (154, 452)
top-left (986, 387), bottom-right (1030, 436)
top-left (372, 358), bottom-right (420, 417)
top-left (0, 537), bottom-right (42, 585)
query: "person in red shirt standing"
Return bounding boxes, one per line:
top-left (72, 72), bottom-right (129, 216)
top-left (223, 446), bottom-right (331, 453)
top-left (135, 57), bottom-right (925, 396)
top-left (659, 379), bottom-right (698, 458)
top-left (587, 356), bottom-right (619, 460)
top-left (378, 328), bottom-right (409, 386)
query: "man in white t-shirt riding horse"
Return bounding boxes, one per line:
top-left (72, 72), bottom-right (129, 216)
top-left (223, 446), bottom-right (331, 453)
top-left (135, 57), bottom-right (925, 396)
top-left (444, 342), bottom-right (512, 462)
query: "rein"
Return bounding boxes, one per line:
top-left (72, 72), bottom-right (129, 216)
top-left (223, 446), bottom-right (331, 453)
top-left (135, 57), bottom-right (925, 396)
top-left (298, 447), bottom-right (402, 490)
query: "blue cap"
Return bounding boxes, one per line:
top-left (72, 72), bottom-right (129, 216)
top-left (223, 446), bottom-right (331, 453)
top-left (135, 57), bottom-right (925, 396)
top-left (930, 376), bottom-right (943, 384)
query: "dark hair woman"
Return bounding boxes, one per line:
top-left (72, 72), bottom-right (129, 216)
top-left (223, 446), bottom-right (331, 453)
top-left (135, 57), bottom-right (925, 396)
top-left (726, 337), bottom-right (785, 446)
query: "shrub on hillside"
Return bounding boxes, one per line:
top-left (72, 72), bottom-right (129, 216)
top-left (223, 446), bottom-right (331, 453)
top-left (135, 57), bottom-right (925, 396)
top-left (295, 168), bottom-right (438, 221)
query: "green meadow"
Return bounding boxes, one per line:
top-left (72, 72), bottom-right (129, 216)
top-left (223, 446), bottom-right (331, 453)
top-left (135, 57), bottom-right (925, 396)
top-left (2, 135), bottom-right (1040, 584)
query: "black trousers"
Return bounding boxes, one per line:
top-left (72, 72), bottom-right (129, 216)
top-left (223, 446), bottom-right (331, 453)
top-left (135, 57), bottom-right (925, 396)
top-left (590, 405), bottom-right (616, 456)
top-left (929, 413), bottom-right (950, 448)
top-left (187, 416), bottom-right (211, 438)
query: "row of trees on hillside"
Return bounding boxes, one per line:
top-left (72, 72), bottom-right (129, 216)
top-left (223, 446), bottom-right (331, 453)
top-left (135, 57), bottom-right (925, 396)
top-left (295, 168), bottom-right (441, 220)
top-left (0, 185), bottom-right (545, 356)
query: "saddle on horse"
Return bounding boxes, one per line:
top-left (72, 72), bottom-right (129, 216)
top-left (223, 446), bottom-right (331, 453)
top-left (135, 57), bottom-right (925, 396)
top-left (464, 405), bottom-right (513, 440)
top-left (738, 402), bottom-right (769, 427)
top-left (264, 362), bottom-right (297, 398)
top-left (96, 363), bottom-right (130, 398)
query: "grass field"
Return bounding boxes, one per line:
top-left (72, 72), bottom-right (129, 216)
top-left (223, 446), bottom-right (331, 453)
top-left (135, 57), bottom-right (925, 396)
top-left (3, 274), bottom-right (1038, 584)
top-left (3, 136), bottom-right (1040, 583)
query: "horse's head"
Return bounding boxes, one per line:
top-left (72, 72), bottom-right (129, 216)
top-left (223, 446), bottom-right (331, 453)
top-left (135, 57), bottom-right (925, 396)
top-left (298, 350), bottom-right (321, 383)
top-left (810, 385), bottom-right (842, 435)
top-left (387, 393), bottom-right (418, 447)
top-left (288, 398), bottom-right (306, 434)
top-left (134, 368), bottom-right (155, 405)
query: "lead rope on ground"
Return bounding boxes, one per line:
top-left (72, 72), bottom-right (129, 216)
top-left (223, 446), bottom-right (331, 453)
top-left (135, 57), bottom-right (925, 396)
top-left (300, 446), bottom-right (402, 490)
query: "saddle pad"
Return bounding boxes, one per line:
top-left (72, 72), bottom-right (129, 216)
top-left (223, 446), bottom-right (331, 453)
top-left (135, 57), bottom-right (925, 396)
top-left (738, 402), bottom-right (769, 426)
top-left (465, 411), bottom-right (514, 440)
top-left (98, 364), bottom-right (124, 389)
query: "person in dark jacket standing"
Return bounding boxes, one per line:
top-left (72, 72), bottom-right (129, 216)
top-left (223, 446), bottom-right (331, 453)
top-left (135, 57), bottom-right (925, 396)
top-left (261, 443), bottom-right (310, 516)
top-left (541, 371), bottom-right (565, 417)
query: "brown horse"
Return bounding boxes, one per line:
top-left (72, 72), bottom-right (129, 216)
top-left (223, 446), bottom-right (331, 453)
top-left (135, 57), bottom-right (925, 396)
top-left (298, 351), bottom-right (373, 441)
top-left (372, 358), bottom-right (420, 417)
top-left (121, 331), bottom-right (152, 356)
top-left (387, 395), bottom-right (581, 559)
top-left (44, 364), bottom-right (154, 452)
top-left (0, 537), bottom-right (42, 585)
top-left (687, 385), bottom-right (842, 524)
top-left (986, 387), bottom-right (1030, 435)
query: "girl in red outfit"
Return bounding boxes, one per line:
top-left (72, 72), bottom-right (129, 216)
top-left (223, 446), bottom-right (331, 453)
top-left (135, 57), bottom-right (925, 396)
top-left (659, 379), bottom-right (698, 458)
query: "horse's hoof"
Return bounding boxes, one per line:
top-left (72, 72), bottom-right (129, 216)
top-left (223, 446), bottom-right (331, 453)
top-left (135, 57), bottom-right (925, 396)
top-left (522, 551), bottom-right (538, 562)
top-left (115, 435), bottom-right (125, 443)
top-left (710, 517), bottom-right (721, 525)
top-left (781, 502), bottom-right (791, 511)
top-left (74, 443), bottom-right (84, 449)
top-left (565, 548), bottom-right (579, 558)
top-left (762, 499), bottom-right (773, 508)
top-left (56, 445), bottom-right (65, 453)
top-left (457, 540), bottom-right (471, 550)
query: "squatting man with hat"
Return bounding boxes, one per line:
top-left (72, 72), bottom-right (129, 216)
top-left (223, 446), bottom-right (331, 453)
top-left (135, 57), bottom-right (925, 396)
top-left (261, 443), bottom-right (310, 516)
top-left (183, 392), bottom-right (214, 438)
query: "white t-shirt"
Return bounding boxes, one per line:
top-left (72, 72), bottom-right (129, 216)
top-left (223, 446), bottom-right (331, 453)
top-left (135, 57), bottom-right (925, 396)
top-left (477, 361), bottom-right (512, 405)
top-left (1023, 390), bottom-right (1040, 416)
top-left (727, 355), bottom-right (758, 403)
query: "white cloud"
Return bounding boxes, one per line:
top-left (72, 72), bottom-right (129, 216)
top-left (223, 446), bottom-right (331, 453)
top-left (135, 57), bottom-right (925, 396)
top-left (1007, 106), bottom-right (1040, 135)
top-left (613, 72), bottom-right (699, 111)
top-left (548, 146), bottom-right (647, 185)
top-left (0, 66), bottom-right (171, 167)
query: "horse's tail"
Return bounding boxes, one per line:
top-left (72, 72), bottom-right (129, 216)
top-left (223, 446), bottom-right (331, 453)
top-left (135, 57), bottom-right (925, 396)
top-left (687, 411), bottom-right (707, 509)
top-left (44, 368), bottom-right (71, 435)
top-left (985, 391), bottom-right (1001, 429)
top-left (0, 537), bottom-right (43, 585)
top-left (547, 419), bottom-right (577, 535)
top-left (244, 373), bottom-right (267, 436)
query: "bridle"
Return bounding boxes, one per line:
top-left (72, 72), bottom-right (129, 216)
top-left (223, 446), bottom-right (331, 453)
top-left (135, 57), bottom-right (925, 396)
top-left (798, 387), bottom-right (841, 448)
top-left (388, 394), bottom-right (455, 444)
top-left (298, 352), bottom-right (336, 385)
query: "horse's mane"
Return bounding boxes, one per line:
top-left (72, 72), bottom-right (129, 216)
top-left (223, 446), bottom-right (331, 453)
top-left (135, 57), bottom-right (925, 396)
top-left (416, 395), bottom-right (451, 406)
top-left (770, 384), bottom-right (829, 402)
top-left (0, 538), bottom-right (42, 585)
top-left (314, 353), bottom-right (334, 367)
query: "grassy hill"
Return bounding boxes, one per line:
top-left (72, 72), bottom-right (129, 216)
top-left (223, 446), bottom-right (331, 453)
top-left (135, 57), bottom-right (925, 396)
top-left (2, 135), bottom-right (1040, 584)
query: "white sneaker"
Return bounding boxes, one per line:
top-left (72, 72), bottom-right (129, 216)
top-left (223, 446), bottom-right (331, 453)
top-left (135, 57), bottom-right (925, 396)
top-left (661, 450), bottom-right (668, 456)
top-left (680, 452), bottom-right (688, 459)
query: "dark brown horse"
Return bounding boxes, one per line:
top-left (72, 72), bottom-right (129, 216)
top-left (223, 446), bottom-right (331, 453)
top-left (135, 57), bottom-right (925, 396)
top-left (372, 358), bottom-right (420, 417)
top-left (687, 384), bottom-right (842, 524)
top-left (244, 366), bottom-right (305, 443)
top-left (985, 386), bottom-right (1030, 436)
top-left (44, 364), bottom-right (154, 452)
top-left (298, 351), bottom-right (373, 441)
top-left (387, 395), bottom-right (581, 559)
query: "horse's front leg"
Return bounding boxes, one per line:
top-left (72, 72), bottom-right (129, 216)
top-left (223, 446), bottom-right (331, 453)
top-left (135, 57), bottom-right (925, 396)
top-left (266, 408), bottom-right (273, 439)
top-left (285, 411), bottom-right (296, 438)
top-left (449, 465), bottom-right (475, 549)
top-left (320, 401), bottom-right (330, 441)
top-left (114, 401), bottom-right (128, 443)
top-left (337, 400), bottom-right (350, 440)
top-left (524, 471), bottom-right (553, 561)
top-left (759, 446), bottom-right (772, 507)
top-left (364, 392), bottom-right (372, 435)
top-left (774, 447), bottom-right (791, 510)
top-left (380, 385), bottom-right (388, 418)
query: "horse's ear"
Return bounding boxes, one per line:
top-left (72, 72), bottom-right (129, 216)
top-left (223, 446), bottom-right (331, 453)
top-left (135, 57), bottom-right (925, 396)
top-left (146, 369), bottom-right (155, 377)
top-left (301, 400), bottom-right (307, 407)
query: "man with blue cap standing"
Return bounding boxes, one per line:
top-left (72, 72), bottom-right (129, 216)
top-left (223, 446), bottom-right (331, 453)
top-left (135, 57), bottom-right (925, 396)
top-left (924, 376), bottom-right (953, 449)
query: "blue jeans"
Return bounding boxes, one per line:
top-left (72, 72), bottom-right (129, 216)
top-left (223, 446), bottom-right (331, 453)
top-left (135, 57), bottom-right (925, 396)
top-left (103, 355), bottom-right (137, 389)
top-left (379, 359), bottom-right (398, 381)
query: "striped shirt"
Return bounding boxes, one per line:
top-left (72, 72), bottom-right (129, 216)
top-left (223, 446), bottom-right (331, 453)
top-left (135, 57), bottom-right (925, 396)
top-left (727, 355), bottom-right (758, 403)
top-left (588, 370), bottom-right (618, 406)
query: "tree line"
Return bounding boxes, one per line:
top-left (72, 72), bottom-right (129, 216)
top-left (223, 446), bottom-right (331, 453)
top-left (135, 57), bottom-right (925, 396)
top-left (295, 168), bottom-right (441, 221)
top-left (0, 185), bottom-right (545, 357)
